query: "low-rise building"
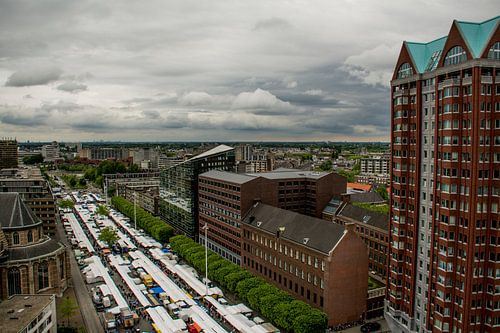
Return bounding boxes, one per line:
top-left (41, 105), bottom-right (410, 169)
top-left (0, 294), bottom-right (57, 333)
top-left (241, 203), bottom-right (368, 327)
top-left (118, 181), bottom-right (160, 216)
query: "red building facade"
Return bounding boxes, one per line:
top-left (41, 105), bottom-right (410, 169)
top-left (386, 16), bottom-right (500, 333)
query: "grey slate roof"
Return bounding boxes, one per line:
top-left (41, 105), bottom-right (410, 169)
top-left (243, 203), bottom-right (346, 254)
top-left (349, 192), bottom-right (385, 204)
top-left (337, 203), bottom-right (389, 231)
top-left (247, 170), bottom-right (328, 180)
top-left (0, 193), bottom-right (41, 229)
top-left (7, 238), bottom-right (65, 262)
top-left (200, 170), bottom-right (258, 184)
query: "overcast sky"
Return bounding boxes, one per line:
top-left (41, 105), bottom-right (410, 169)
top-left (0, 1), bottom-right (497, 142)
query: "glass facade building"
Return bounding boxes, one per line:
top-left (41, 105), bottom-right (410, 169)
top-left (159, 145), bottom-right (235, 238)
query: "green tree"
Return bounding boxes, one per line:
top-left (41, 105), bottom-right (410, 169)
top-left (376, 186), bottom-right (389, 202)
top-left (96, 204), bottom-right (110, 217)
top-left (98, 226), bottom-right (119, 248)
top-left (59, 199), bottom-right (75, 209)
top-left (318, 159), bottom-right (332, 171)
top-left (23, 154), bottom-right (44, 165)
top-left (69, 177), bottom-right (77, 188)
top-left (60, 296), bottom-right (78, 327)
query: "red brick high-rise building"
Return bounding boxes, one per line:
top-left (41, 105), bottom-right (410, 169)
top-left (386, 16), bottom-right (500, 333)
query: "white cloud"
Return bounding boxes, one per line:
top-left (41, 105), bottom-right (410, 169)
top-left (342, 44), bottom-right (400, 87)
top-left (232, 88), bottom-right (294, 111)
top-left (57, 81), bottom-right (88, 93)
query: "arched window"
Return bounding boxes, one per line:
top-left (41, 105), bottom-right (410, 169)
top-left (444, 46), bottom-right (467, 66)
top-left (488, 42), bottom-right (500, 60)
top-left (12, 232), bottom-right (19, 245)
top-left (397, 63), bottom-right (413, 79)
top-left (37, 262), bottom-right (49, 290)
top-left (8, 268), bottom-right (21, 296)
top-left (27, 230), bottom-right (33, 243)
top-left (59, 256), bottom-right (65, 279)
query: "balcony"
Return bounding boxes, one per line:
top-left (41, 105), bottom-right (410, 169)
top-left (462, 76), bottom-right (472, 85)
top-left (438, 78), bottom-right (461, 89)
top-left (482, 76), bottom-right (493, 84)
top-left (422, 85), bottom-right (435, 93)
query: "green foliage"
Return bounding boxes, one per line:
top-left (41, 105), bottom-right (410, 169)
top-left (61, 174), bottom-right (87, 189)
top-left (293, 309), bottom-right (328, 333)
top-left (376, 186), bottom-right (389, 201)
top-left (337, 169), bottom-right (356, 182)
top-left (60, 296), bottom-right (78, 327)
top-left (169, 235), bottom-right (328, 333)
top-left (353, 202), bottom-right (390, 215)
top-left (111, 196), bottom-right (174, 243)
top-left (23, 154), bottom-right (44, 165)
top-left (59, 199), bottom-right (75, 209)
top-left (96, 204), bottom-right (110, 216)
top-left (368, 276), bottom-right (384, 290)
top-left (98, 226), bottom-right (119, 248)
top-left (317, 159), bottom-right (332, 171)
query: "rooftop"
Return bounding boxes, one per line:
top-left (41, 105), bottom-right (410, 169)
top-left (0, 193), bottom-right (42, 229)
top-left (0, 294), bottom-right (55, 333)
top-left (405, 15), bottom-right (500, 73)
top-left (348, 192), bottom-right (385, 204)
top-left (243, 203), bottom-right (346, 254)
top-left (188, 144), bottom-right (234, 161)
top-left (7, 237), bottom-right (65, 261)
top-left (247, 168), bottom-right (329, 180)
top-left (200, 170), bottom-right (258, 184)
top-left (337, 203), bottom-right (389, 231)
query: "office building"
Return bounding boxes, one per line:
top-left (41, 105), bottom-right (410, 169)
top-left (198, 169), bottom-right (346, 264)
top-left (235, 144), bottom-right (253, 161)
top-left (0, 139), bottom-right (18, 169)
top-left (386, 16), bottom-right (500, 333)
top-left (0, 193), bottom-right (69, 300)
top-left (117, 181), bottom-right (160, 215)
top-left (160, 145), bottom-right (235, 238)
top-left (41, 141), bottom-right (60, 162)
top-left (79, 147), bottom-right (129, 160)
top-left (0, 167), bottom-right (57, 235)
top-left (0, 294), bottom-right (57, 333)
top-left (241, 203), bottom-right (368, 327)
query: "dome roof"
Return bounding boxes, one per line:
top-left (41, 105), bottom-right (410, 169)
top-left (0, 193), bottom-right (42, 230)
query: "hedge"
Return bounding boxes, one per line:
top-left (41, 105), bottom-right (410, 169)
top-left (169, 235), bottom-right (328, 333)
top-left (111, 196), bottom-right (174, 243)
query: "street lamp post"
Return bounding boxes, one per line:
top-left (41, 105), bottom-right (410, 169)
top-left (134, 192), bottom-right (137, 230)
top-left (203, 223), bottom-right (209, 297)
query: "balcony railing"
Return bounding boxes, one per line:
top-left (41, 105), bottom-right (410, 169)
top-left (438, 78), bottom-right (461, 89)
top-left (481, 76), bottom-right (493, 84)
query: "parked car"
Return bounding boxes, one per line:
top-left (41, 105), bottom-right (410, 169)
top-left (360, 322), bottom-right (381, 332)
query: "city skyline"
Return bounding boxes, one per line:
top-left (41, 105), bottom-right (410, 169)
top-left (0, 1), bottom-right (497, 142)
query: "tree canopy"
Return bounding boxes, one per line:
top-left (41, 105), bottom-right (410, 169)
top-left (98, 226), bottom-right (119, 248)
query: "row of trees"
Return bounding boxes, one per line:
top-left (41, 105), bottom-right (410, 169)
top-left (111, 196), bottom-right (173, 243)
top-left (170, 235), bottom-right (328, 333)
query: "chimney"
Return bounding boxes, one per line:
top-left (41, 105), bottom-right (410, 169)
top-left (345, 222), bottom-right (356, 233)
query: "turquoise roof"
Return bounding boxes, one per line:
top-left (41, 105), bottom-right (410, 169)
top-left (403, 16), bottom-right (500, 74)
top-left (456, 16), bottom-right (500, 58)
top-left (405, 37), bottom-right (447, 73)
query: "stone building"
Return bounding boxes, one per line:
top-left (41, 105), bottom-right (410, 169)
top-left (0, 193), bottom-right (69, 300)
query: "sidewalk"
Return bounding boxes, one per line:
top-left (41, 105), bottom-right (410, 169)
top-left (332, 318), bottom-right (390, 333)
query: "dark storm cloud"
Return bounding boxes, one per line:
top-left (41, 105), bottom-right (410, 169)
top-left (0, 112), bottom-right (46, 126)
top-left (57, 82), bottom-right (88, 93)
top-left (5, 66), bottom-right (63, 87)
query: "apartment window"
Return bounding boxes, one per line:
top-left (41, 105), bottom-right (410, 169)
top-left (398, 63), bottom-right (413, 79)
top-left (444, 46), bottom-right (467, 66)
top-left (488, 42), bottom-right (500, 60)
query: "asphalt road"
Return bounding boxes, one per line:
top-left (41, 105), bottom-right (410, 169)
top-left (56, 215), bottom-right (104, 333)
